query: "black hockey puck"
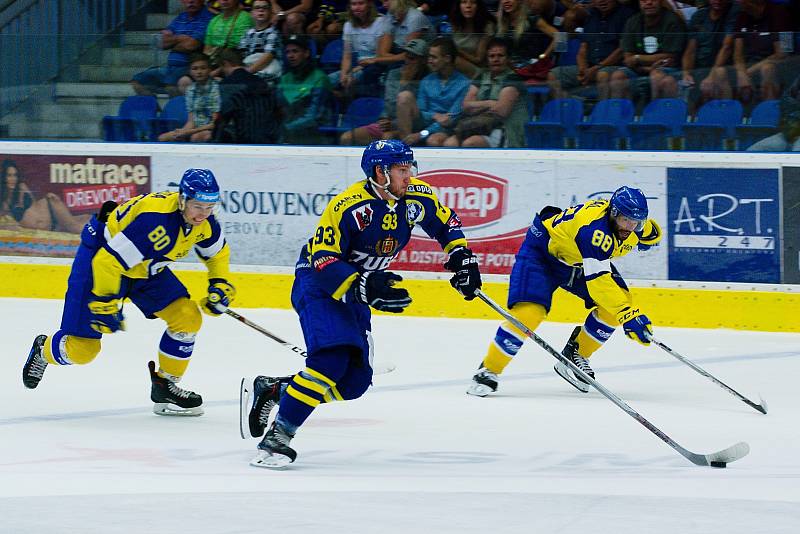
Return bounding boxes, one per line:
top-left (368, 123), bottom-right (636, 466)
top-left (710, 461), bottom-right (726, 468)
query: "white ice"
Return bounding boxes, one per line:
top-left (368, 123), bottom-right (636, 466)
top-left (1, 298), bottom-right (798, 533)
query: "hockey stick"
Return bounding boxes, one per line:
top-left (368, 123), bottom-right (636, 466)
top-left (475, 290), bottom-right (750, 468)
top-left (650, 337), bottom-right (767, 414)
top-left (224, 309), bottom-right (396, 375)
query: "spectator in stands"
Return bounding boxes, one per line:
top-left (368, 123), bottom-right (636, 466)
top-left (131, 0), bottom-right (214, 97)
top-left (0, 160), bottom-right (90, 234)
top-left (271, 0), bottom-right (314, 35)
top-left (747, 73), bottom-right (800, 151)
top-left (733, 0), bottom-right (792, 103)
top-left (278, 35), bottom-right (333, 144)
top-left (548, 0), bottom-right (634, 99)
top-left (495, 0), bottom-right (558, 82)
top-left (204, 0), bottom-right (255, 65)
top-left (611, 0), bottom-right (687, 103)
top-left (239, 0), bottom-right (283, 82)
top-left (680, 0), bottom-right (738, 106)
top-left (339, 38), bottom-right (429, 145)
top-left (368, 0), bottom-right (435, 68)
top-left (308, 0), bottom-right (349, 43)
top-left (332, 0), bottom-right (390, 97)
top-left (214, 48), bottom-right (281, 143)
top-left (444, 37), bottom-right (527, 147)
top-left (159, 54), bottom-right (221, 142)
top-left (450, 0), bottom-right (497, 78)
top-left (396, 37), bottom-right (471, 146)
top-left (417, 0), bottom-right (453, 26)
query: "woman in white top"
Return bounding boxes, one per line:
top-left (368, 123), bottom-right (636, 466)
top-left (364, 0), bottom-right (433, 69)
top-left (334, 0), bottom-right (388, 92)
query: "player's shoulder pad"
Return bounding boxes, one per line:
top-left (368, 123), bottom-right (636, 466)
top-left (139, 191), bottom-right (180, 214)
top-left (326, 181), bottom-right (372, 215)
top-left (405, 177), bottom-right (436, 199)
top-left (576, 216), bottom-right (615, 259)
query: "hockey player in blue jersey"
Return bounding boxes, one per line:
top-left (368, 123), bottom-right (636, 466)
top-left (239, 140), bottom-right (483, 468)
top-left (467, 186), bottom-right (663, 396)
top-left (22, 169), bottom-right (236, 416)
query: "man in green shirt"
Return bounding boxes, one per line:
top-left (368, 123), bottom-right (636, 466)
top-left (609, 0), bottom-right (687, 102)
top-left (204, 0), bottom-right (254, 53)
top-left (278, 34), bottom-right (333, 144)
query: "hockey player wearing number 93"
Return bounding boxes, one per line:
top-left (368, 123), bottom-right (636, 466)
top-left (22, 169), bottom-right (236, 416)
top-left (467, 186), bottom-right (663, 396)
top-left (240, 140), bottom-right (483, 468)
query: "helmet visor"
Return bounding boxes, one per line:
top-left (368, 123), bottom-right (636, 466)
top-left (615, 213), bottom-right (645, 233)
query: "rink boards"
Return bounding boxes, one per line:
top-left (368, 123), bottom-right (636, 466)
top-left (2, 259), bottom-right (798, 333)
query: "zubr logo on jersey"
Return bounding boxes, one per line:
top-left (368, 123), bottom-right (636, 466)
top-left (416, 169), bottom-right (507, 228)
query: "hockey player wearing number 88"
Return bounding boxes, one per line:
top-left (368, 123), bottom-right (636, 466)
top-left (467, 186), bottom-right (663, 396)
top-left (242, 140), bottom-right (483, 468)
top-left (22, 169), bottom-right (236, 416)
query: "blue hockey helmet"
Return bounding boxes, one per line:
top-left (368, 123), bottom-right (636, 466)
top-left (179, 168), bottom-right (220, 203)
top-left (360, 140), bottom-right (415, 179)
top-left (609, 186), bottom-right (648, 231)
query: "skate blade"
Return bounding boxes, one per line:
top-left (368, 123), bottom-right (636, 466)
top-left (250, 450), bottom-right (293, 469)
top-left (239, 377), bottom-right (252, 439)
top-left (153, 403), bottom-right (204, 416)
top-left (466, 382), bottom-right (494, 397)
top-left (553, 362), bottom-right (590, 393)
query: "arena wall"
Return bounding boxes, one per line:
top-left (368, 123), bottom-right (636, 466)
top-left (2, 142), bottom-right (798, 332)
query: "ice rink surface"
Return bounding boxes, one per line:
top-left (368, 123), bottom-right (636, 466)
top-left (2, 298), bottom-right (799, 533)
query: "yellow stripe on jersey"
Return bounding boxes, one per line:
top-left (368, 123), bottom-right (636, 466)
top-left (293, 374), bottom-right (328, 395)
top-left (286, 385), bottom-right (321, 408)
top-left (305, 367), bottom-right (337, 388)
top-left (332, 272), bottom-right (359, 301)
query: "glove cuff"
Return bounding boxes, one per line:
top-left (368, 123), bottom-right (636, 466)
top-left (616, 306), bottom-right (643, 325)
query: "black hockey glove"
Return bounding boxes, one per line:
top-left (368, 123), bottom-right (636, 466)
top-left (444, 247), bottom-right (482, 300)
top-left (352, 271), bottom-right (412, 313)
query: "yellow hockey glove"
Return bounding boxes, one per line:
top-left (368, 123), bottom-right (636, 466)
top-left (201, 278), bottom-right (236, 315)
top-left (636, 219), bottom-right (662, 251)
top-left (88, 297), bottom-right (126, 333)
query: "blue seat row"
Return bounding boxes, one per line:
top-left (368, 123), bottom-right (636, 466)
top-left (103, 95), bottom-right (188, 142)
top-left (525, 98), bottom-right (781, 151)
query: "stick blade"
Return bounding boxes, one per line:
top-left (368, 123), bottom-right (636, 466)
top-left (704, 441), bottom-right (750, 466)
top-left (756, 396), bottom-right (768, 414)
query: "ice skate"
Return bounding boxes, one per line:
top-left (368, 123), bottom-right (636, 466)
top-left (148, 361), bottom-right (203, 416)
top-left (239, 375), bottom-right (287, 439)
top-left (554, 326), bottom-right (594, 393)
top-left (466, 366), bottom-right (498, 397)
top-left (22, 334), bottom-right (48, 389)
top-left (250, 421), bottom-right (297, 468)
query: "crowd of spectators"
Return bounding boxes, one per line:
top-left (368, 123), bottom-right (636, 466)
top-left (127, 0), bottom-right (800, 150)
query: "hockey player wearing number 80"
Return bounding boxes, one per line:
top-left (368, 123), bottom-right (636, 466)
top-left (22, 169), bottom-right (236, 416)
top-left (467, 186), bottom-right (662, 396)
top-left (242, 140), bottom-right (483, 468)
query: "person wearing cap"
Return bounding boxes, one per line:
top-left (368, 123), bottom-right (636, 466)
top-left (396, 36), bottom-right (471, 146)
top-left (278, 34), bottom-right (333, 144)
top-left (339, 38), bottom-right (430, 145)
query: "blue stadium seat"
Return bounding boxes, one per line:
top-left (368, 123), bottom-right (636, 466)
top-left (682, 99), bottom-right (743, 151)
top-left (148, 96), bottom-right (188, 141)
top-left (525, 97), bottom-right (583, 149)
top-left (627, 98), bottom-right (687, 150)
top-left (736, 99), bottom-right (780, 150)
top-left (102, 95), bottom-right (158, 142)
top-left (318, 96), bottom-right (383, 135)
top-left (576, 98), bottom-right (635, 149)
top-left (320, 39), bottom-right (344, 74)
